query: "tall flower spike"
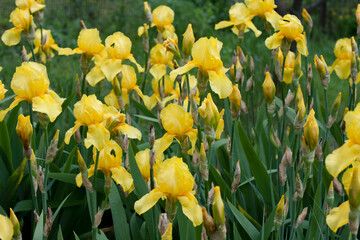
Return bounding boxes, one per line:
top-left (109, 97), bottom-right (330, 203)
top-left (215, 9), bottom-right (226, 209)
top-left (134, 157), bottom-right (203, 227)
top-left (0, 62), bottom-right (64, 122)
top-left (170, 37), bottom-right (233, 99)
top-left (154, 103), bottom-right (197, 155)
top-left (215, 3), bottom-right (262, 37)
top-left (326, 103), bottom-right (360, 177)
top-left (265, 14), bottom-right (308, 56)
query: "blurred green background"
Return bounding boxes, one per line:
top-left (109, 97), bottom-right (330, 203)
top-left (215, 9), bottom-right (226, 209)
top-left (0, 0), bottom-right (358, 118)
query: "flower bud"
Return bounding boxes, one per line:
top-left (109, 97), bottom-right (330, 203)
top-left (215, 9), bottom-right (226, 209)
top-left (262, 72), bottom-right (276, 104)
top-left (44, 207), bottom-right (53, 237)
top-left (227, 136), bottom-right (231, 158)
top-left (192, 149), bottom-right (200, 168)
top-left (295, 85), bottom-right (303, 107)
top-left (295, 207), bottom-right (308, 229)
top-left (275, 195), bottom-right (287, 228)
top-left (294, 98), bottom-right (306, 132)
top-left (327, 181), bottom-right (334, 207)
top-left (207, 184), bottom-right (214, 206)
top-left (333, 177), bottom-right (344, 196)
top-left (295, 173), bottom-right (304, 199)
top-left (285, 91), bottom-right (294, 107)
top-left (351, 51), bottom-right (358, 84)
top-left (231, 160), bottom-right (241, 192)
top-left (77, 150), bottom-right (93, 192)
top-left (327, 92), bottom-right (341, 128)
top-left (163, 38), bottom-right (181, 60)
top-left (200, 143), bottom-right (208, 181)
top-left (149, 124), bottom-right (155, 148)
top-left (302, 9), bottom-right (313, 31)
top-left (10, 208), bottom-right (21, 239)
top-left (94, 208), bottom-right (104, 228)
top-left (202, 207), bottom-right (216, 233)
top-left (314, 55), bottom-right (330, 89)
top-left (275, 48), bottom-right (284, 81)
top-left (144, 2), bottom-right (153, 23)
top-left (250, 56), bottom-right (255, 76)
top-left (16, 114), bottom-right (33, 149)
top-left (212, 186), bottom-right (225, 226)
top-left (246, 76), bottom-right (254, 92)
top-left (22, 46), bottom-right (29, 62)
top-left (229, 85), bottom-right (241, 120)
top-left (303, 109), bottom-right (319, 151)
top-left (270, 130), bottom-right (281, 149)
top-left (190, 93), bottom-right (198, 125)
top-left (37, 166), bottom-right (45, 193)
top-left (46, 130), bottom-right (59, 163)
top-left (307, 63), bottom-right (313, 96)
top-left (182, 24), bottom-right (195, 60)
top-left (237, 46), bottom-right (247, 67)
top-left (279, 155), bottom-right (287, 187)
top-left (315, 138), bottom-right (323, 161)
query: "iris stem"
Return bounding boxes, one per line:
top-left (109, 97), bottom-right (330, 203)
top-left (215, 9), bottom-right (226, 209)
top-left (27, 156), bottom-right (40, 214)
top-left (186, 74), bottom-right (191, 112)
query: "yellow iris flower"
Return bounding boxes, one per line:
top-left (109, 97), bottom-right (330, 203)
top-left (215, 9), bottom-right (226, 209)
top-left (215, 2), bottom-right (262, 37)
top-left (283, 51), bottom-right (295, 84)
top-left (134, 156), bottom-right (203, 227)
top-left (154, 103), bottom-right (197, 155)
top-left (152, 5), bottom-right (175, 32)
top-left (0, 80), bottom-right (7, 102)
top-left (170, 37), bottom-right (233, 99)
top-left (262, 71), bottom-right (276, 104)
top-left (0, 62), bottom-right (64, 122)
top-left (16, 0), bottom-right (45, 13)
top-left (76, 140), bottom-right (133, 192)
top-left (105, 109), bottom-right (142, 140)
top-left (86, 32), bottom-right (143, 86)
top-left (326, 163), bottom-right (360, 232)
top-left (265, 14), bottom-right (308, 56)
top-left (16, 114), bottom-right (33, 148)
top-left (0, 209), bottom-right (20, 240)
top-left (329, 38), bottom-right (352, 79)
top-left (199, 93), bottom-right (225, 139)
top-left (149, 43), bottom-right (174, 81)
top-left (1, 8), bottom-right (35, 46)
top-left (326, 103), bottom-right (360, 177)
top-left (103, 65), bottom-right (144, 107)
top-left (245, 0), bottom-right (282, 30)
top-left (31, 29), bottom-right (59, 63)
top-left (58, 28), bottom-right (104, 57)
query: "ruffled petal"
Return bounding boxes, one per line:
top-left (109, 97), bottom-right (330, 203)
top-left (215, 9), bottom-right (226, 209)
top-left (30, 2), bottom-right (45, 13)
top-left (101, 59), bottom-right (122, 82)
top-left (64, 122), bottom-right (82, 144)
top-left (32, 91), bottom-right (64, 122)
top-left (169, 61), bottom-right (197, 82)
top-left (264, 11), bottom-right (282, 31)
top-left (208, 70), bottom-right (233, 99)
top-left (150, 64), bottom-right (167, 81)
top-left (177, 192), bottom-right (203, 227)
top-left (325, 140), bottom-right (360, 177)
top-left (326, 201), bottom-right (350, 233)
top-left (0, 97), bottom-right (23, 121)
top-left (333, 59), bottom-right (351, 79)
top-left (84, 124), bottom-right (110, 150)
top-left (185, 129), bottom-right (198, 155)
top-left (154, 133), bottom-right (175, 156)
top-left (265, 33), bottom-right (283, 50)
top-left (86, 66), bottom-right (105, 86)
top-left (1, 28), bottom-right (22, 46)
top-left (110, 166), bottom-right (133, 191)
top-left (118, 123), bottom-right (142, 140)
top-left (295, 36), bottom-right (309, 56)
top-left (0, 214), bottom-right (14, 240)
top-left (215, 21), bottom-right (234, 30)
top-left (134, 188), bottom-right (166, 215)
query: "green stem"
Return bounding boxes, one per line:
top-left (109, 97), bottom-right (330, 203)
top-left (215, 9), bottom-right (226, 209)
top-left (27, 157), bottom-right (40, 214)
top-left (186, 74), bottom-right (191, 112)
top-left (28, 40), bottom-right (36, 62)
top-left (42, 162), bottom-right (49, 240)
top-left (250, 86), bottom-right (255, 128)
top-left (140, 51), bottom-right (149, 93)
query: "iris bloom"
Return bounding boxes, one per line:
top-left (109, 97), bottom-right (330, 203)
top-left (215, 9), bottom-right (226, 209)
top-left (149, 43), bottom-right (174, 81)
top-left (326, 104), bottom-right (360, 177)
top-left (326, 163), bottom-right (360, 232)
top-left (103, 65), bottom-right (144, 107)
top-left (1, 8), bottom-right (35, 46)
top-left (0, 62), bottom-right (64, 122)
top-left (58, 29), bottom-right (104, 57)
top-left (76, 140), bottom-right (133, 191)
top-left (134, 156), bottom-right (203, 227)
top-left (16, 0), bottom-right (45, 13)
top-left (31, 29), bottom-right (59, 63)
top-left (0, 80), bottom-right (7, 102)
top-left (245, 0), bottom-right (282, 30)
top-left (152, 5), bottom-right (174, 32)
top-left (105, 109), bottom-right (141, 140)
top-left (154, 103), bottom-right (197, 155)
top-left (199, 93), bottom-right (225, 139)
top-left (215, 3), bottom-right (261, 37)
top-left (170, 37), bottom-right (233, 99)
top-left (283, 51), bottom-right (295, 84)
top-left (265, 14), bottom-right (308, 56)
top-left (329, 38), bottom-right (352, 79)
top-left (86, 32), bottom-right (143, 86)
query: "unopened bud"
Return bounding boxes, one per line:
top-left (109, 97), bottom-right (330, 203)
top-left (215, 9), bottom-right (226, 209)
top-left (295, 207), bottom-right (308, 229)
top-left (237, 46), bottom-right (247, 67)
top-left (250, 56), bottom-right (255, 75)
top-left (294, 98), bottom-right (306, 132)
top-left (279, 156), bottom-right (287, 187)
top-left (192, 149), bottom-right (200, 168)
top-left (158, 213), bottom-right (170, 235)
top-left (351, 51), bottom-right (358, 83)
top-left (275, 195), bottom-right (286, 228)
top-left (182, 24), bottom-right (195, 60)
top-left (212, 186), bottom-right (225, 226)
top-left (315, 138), bottom-right (323, 161)
top-left (46, 130), bottom-right (59, 163)
top-left (22, 46), bottom-right (29, 62)
top-left (200, 143), bottom-right (208, 181)
top-left (314, 55), bottom-right (330, 89)
top-left (77, 150), bottom-right (93, 192)
top-left (44, 208), bottom-right (53, 237)
top-left (227, 136), bottom-right (231, 157)
top-left (37, 166), bottom-right (45, 193)
top-left (245, 76), bottom-right (254, 92)
top-left (190, 93), bottom-right (198, 124)
top-left (16, 114), bottom-right (33, 149)
top-left (333, 177), bottom-right (344, 196)
top-left (149, 149), bottom-right (155, 169)
top-left (163, 38), bottom-right (181, 60)
top-left (302, 9), bottom-right (313, 31)
top-left (262, 72), bottom-right (276, 104)
top-left (327, 181), bottom-right (334, 207)
top-left (144, 2), bottom-right (153, 24)
top-left (303, 109), bottom-right (319, 152)
top-left (207, 184), bottom-right (214, 206)
top-left (285, 91), bottom-right (294, 107)
top-left (202, 207), bottom-right (216, 233)
top-left (295, 85), bottom-right (303, 106)
top-left (271, 130), bottom-right (281, 149)
top-left (149, 124), bottom-right (155, 147)
top-left (231, 160), bottom-right (241, 192)
top-left (94, 208), bottom-right (104, 228)
top-left (80, 20), bottom-right (87, 29)
top-left (295, 173), bottom-right (304, 199)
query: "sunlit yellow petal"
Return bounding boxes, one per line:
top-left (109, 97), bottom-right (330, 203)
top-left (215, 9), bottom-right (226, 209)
top-left (154, 133), bottom-right (175, 156)
top-left (128, 55), bottom-right (144, 72)
top-left (110, 166), bottom-right (133, 191)
top-left (101, 59), bottom-right (122, 82)
top-left (295, 36), bottom-right (308, 56)
top-left (325, 141), bottom-right (360, 177)
top-left (84, 124), bottom-right (110, 150)
top-left (326, 201), bottom-right (350, 233)
top-left (185, 129), bottom-right (198, 155)
top-left (118, 124), bottom-right (142, 140)
top-left (264, 11), bottom-right (282, 30)
top-left (86, 66), bottom-right (105, 86)
top-left (64, 122), bottom-right (82, 144)
top-left (142, 94), bottom-right (159, 110)
top-left (161, 223), bottom-right (172, 240)
top-left (134, 188), bottom-right (166, 215)
top-left (1, 28), bottom-right (22, 46)
top-left (169, 61), bottom-right (197, 82)
top-left (32, 91), bottom-right (64, 122)
top-left (265, 33), bottom-right (283, 50)
top-left (208, 70), bottom-right (233, 99)
top-left (58, 47), bottom-right (77, 56)
top-left (177, 193), bottom-right (203, 227)
top-left (216, 110), bottom-right (225, 139)
top-left (0, 214), bottom-right (13, 240)
top-left (215, 21), bottom-right (234, 30)
top-left (0, 97), bottom-right (23, 121)
top-left (150, 64), bottom-right (167, 81)
top-left (333, 59), bottom-right (351, 79)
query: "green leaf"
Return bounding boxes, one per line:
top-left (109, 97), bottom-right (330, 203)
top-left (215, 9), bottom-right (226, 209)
top-left (130, 213), bottom-right (143, 240)
top-left (48, 173), bottom-right (76, 185)
top-left (308, 185), bottom-right (325, 240)
top-left (130, 97), bottom-right (156, 119)
top-left (227, 200), bottom-right (259, 239)
top-left (53, 193), bottom-right (71, 221)
top-left (177, 202), bottom-right (195, 240)
top-left (257, 207), bottom-right (276, 240)
top-left (73, 231), bottom-right (80, 240)
top-left (109, 181), bottom-right (131, 240)
top-left (57, 225), bottom-right (64, 240)
top-left (62, 145), bottom-right (77, 173)
top-left (33, 211), bottom-right (44, 240)
top-left (237, 121), bottom-right (273, 209)
top-left (0, 121), bottom-right (13, 174)
top-left (209, 164), bottom-right (231, 200)
top-left (14, 200), bottom-right (33, 212)
top-left (6, 104), bottom-right (20, 138)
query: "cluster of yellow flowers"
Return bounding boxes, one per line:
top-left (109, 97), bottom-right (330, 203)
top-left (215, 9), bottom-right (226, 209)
top-left (1, 0), bottom-right (360, 239)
